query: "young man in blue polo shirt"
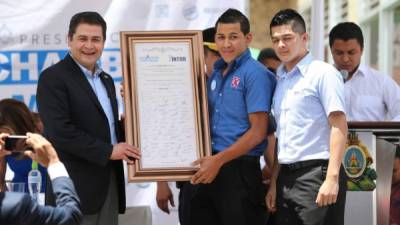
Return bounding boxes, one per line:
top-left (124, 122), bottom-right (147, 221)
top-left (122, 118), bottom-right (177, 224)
top-left (266, 9), bottom-right (348, 225)
top-left (190, 8), bottom-right (276, 225)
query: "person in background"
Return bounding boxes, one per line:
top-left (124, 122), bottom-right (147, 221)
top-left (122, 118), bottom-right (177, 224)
top-left (155, 27), bottom-right (222, 225)
top-left (329, 22), bottom-right (400, 121)
top-left (0, 132), bottom-right (82, 225)
top-left (391, 145), bottom-right (400, 225)
top-left (267, 9), bottom-right (348, 225)
top-left (202, 27), bottom-right (221, 78)
top-left (190, 8), bottom-right (276, 225)
top-left (257, 48), bottom-right (281, 75)
top-left (37, 11), bottom-right (140, 225)
top-left (257, 49), bottom-right (280, 186)
top-left (0, 98), bottom-right (47, 193)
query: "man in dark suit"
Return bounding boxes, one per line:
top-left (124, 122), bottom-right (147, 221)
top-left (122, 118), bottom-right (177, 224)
top-left (0, 132), bottom-right (82, 225)
top-left (36, 11), bottom-right (140, 225)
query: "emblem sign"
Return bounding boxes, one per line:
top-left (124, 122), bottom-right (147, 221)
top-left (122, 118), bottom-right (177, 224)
top-left (343, 131), bottom-right (377, 191)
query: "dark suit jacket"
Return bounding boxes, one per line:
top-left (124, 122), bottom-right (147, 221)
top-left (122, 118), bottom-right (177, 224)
top-left (0, 176), bottom-right (82, 225)
top-left (36, 54), bottom-right (126, 214)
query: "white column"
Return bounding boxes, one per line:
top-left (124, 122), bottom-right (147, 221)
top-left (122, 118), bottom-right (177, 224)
top-left (310, 0), bottom-right (324, 60)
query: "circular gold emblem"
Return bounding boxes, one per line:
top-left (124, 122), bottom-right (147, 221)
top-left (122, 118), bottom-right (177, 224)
top-left (343, 145), bottom-right (367, 178)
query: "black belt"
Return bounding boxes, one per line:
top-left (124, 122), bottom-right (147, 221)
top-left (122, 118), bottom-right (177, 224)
top-left (281, 159), bottom-right (328, 171)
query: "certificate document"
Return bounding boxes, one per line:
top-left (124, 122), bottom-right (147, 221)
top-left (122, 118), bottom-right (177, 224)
top-left (120, 31), bottom-right (210, 182)
top-left (134, 42), bottom-right (198, 169)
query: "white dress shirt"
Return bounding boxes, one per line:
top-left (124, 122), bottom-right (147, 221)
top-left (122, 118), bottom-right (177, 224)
top-left (47, 161), bottom-right (69, 180)
top-left (344, 64), bottom-right (400, 121)
top-left (273, 53), bottom-right (345, 164)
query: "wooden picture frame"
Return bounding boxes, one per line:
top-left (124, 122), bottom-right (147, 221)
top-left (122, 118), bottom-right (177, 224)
top-left (120, 31), bottom-right (211, 182)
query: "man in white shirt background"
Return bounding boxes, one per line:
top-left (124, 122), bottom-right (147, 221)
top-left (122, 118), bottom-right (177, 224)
top-left (329, 22), bottom-right (400, 121)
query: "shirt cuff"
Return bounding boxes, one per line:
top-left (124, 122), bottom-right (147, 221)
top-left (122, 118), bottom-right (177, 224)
top-left (48, 161), bottom-right (69, 180)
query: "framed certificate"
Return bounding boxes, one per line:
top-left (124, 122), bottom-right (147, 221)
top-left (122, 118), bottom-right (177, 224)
top-left (120, 31), bottom-right (211, 182)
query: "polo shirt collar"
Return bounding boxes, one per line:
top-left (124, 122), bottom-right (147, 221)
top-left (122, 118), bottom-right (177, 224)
top-left (214, 48), bottom-right (251, 71)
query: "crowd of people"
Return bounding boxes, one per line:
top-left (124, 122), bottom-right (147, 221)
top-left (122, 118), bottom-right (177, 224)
top-left (0, 7), bottom-right (399, 225)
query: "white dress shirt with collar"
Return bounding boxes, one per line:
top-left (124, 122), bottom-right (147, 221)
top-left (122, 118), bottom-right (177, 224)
top-left (344, 64), bottom-right (400, 121)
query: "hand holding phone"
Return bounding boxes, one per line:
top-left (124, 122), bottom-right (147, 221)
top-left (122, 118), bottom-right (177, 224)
top-left (0, 133), bottom-right (11, 157)
top-left (4, 135), bottom-right (29, 152)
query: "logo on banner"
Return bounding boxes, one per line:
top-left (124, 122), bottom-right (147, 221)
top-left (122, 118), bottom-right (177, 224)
top-left (0, 24), bottom-right (12, 45)
top-left (182, 4), bottom-right (198, 20)
top-left (231, 76), bottom-right (240, 89)
top-left (343, 131), bottom-right (377, 191)
top-left (155, 4), bottom-right (169, 18)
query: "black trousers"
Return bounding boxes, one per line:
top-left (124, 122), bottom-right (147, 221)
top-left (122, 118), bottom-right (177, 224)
top-left (176, 181), bottom-right (196, 225)
top-left (275, 161), bottom-right (347, 225)
top-left (190, 156), bottom-right (268, 225)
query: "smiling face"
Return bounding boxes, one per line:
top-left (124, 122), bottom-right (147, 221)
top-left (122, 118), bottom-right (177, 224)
top-left (215, 22), bottom-right (251, 64)
top-left (68, 23), bottom-right (104, 72)
top-left (270, 24), bottom-right (308, 72)
top-left (331, 39), bottom-right (363, 76)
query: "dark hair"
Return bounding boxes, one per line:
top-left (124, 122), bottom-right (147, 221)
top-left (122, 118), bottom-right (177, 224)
top-left (396, 145), bottom-right (400, 159)
top-left (215, 8), bottom-right (250, 35)
top-left (270, 8), bottom-right (306, 35)
top-left (0, 99), bottom-right (37, 135)
top-left (68, 11), bottom-right (107, 40)
top-left (202, 27), bottom-right (220, 57)
top-left (329, 22), bottom-right (364, 49)
top-left (257, 48), bottom-right (280, 62)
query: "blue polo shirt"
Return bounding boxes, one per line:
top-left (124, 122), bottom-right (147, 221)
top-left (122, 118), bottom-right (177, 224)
top-left (207, 49), bottom-right (276, 156)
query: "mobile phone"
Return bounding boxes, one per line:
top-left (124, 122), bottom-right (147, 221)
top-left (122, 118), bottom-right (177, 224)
top-left (4, 135), bottom-right (29, 152)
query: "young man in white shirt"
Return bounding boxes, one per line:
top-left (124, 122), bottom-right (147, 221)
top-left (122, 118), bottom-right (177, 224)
top-left (267, 9), bottom-right (348, 225)
top-left (329, 22), bottom-right (400, 121)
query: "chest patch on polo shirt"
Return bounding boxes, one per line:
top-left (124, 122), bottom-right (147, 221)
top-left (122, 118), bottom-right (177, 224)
top-left (231, 76), bottom-right (240, 89)
top-left (211, 79), bottom-right (217, 91)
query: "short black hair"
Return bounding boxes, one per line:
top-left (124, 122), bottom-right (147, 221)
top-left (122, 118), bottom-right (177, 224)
top-left (257, 48), bottom-right (280, 62)
top-left (202, 27), bottom-right (220, 57)
top-left (329, 22), bottom-right (364, 49)
top-left (270, 8), bottom-right (306, 35)
top-left (203, 27), bottom-right (216, 43)
top-left (215, 8), bottom-right (250, 35)
top-left (68, 11), bottom-right (107, 40)
top-left (396, 145), bottom-right (400, 159)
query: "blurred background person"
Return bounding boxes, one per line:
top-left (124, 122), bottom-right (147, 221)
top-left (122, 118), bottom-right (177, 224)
top-left (329, 22), bottom-right (400, 121)
top-left (202, 27), bottom-right (221, 78)
top-left (391, 145), bottom-right (400, 225)
top-left (256, 49), bottom-right (279, 188)
top-left (0, 98), bottom-right (46, 193)
top-left (257, 48), bottom-right (281, 75)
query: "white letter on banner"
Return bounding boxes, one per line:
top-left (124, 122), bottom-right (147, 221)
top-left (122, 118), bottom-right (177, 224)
top-left (101, 51), bottom-right (121, 78)
top-left (11, 53), bottom-right (38, 81)
top-left (42, 53), bottom-right (60, 72)
top-left (0, 53), bottom-right (10, 81)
